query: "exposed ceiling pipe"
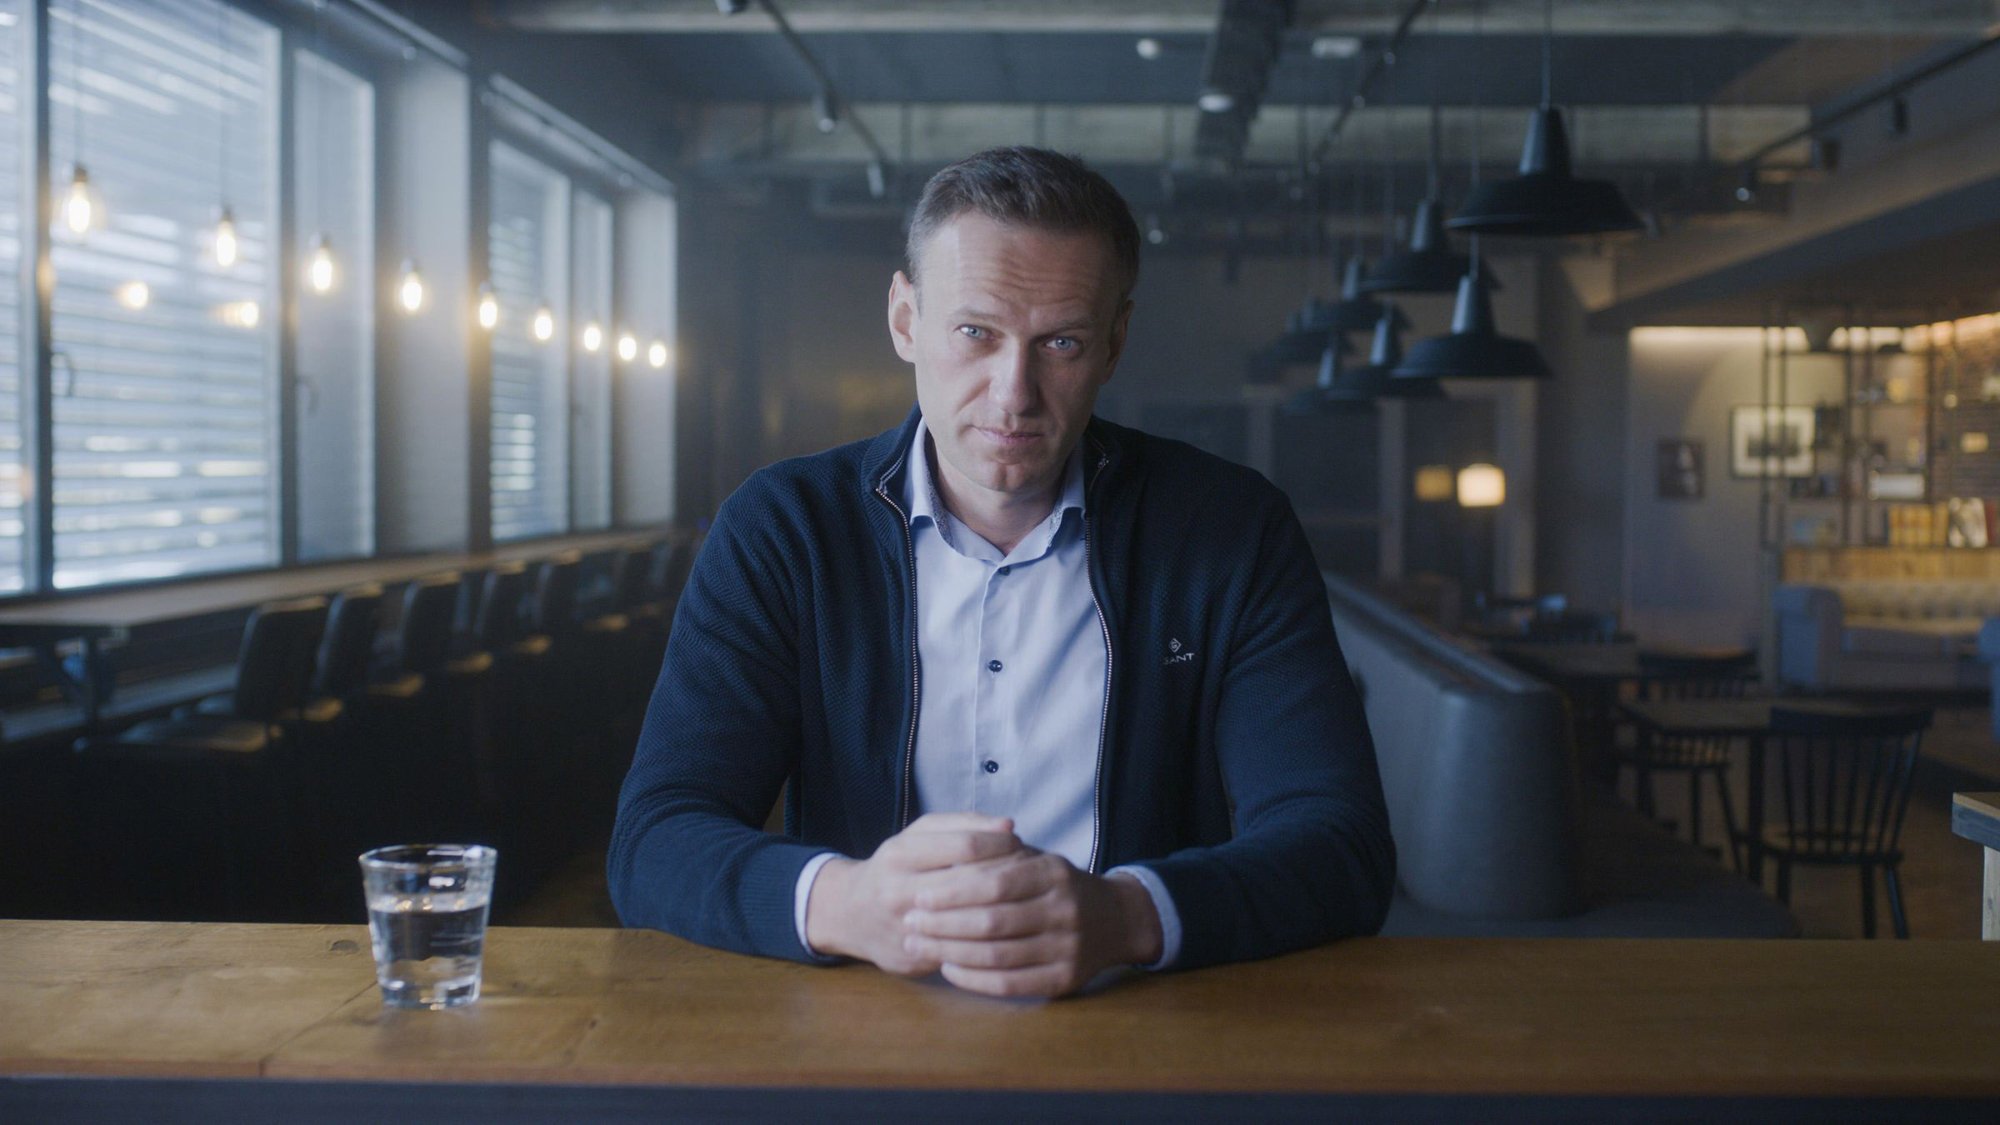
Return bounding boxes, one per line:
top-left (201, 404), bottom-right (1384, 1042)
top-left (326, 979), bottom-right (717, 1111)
top-left (748, 0), bottom-right (895, 191)
top-left (1309, 0), bottom-right (1430, 165)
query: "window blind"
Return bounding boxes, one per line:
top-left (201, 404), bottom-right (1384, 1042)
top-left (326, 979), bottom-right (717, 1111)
top-left (47, 0), bottom-right (279, 588)
top-left (293, 50), bottom-right (374, 562)
top-left (0, 1), bottom-right (26, 592)
top-left (570, 190), bottom-right (611, 531)
top-left (489, 141), bottom-right (569, 542)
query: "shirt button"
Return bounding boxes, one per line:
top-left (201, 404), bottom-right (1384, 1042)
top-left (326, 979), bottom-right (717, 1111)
top-left (997, 566), bottom-right (1010, 576)
top-left (983, 760), bottom-right (999, 774)
top-left (987, 659), bottom-right (1003, 673)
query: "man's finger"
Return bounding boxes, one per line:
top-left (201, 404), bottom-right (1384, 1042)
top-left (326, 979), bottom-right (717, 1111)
top-left (904, 898), bottom-right (1048, 941)
top-left (904, 812), bottom-right (1014, 835)
top-left (939, 961), bottom-right (1075, 1000)
top-left (905, 932), bottom-right (1070, 971)
top-left (912, 852), bottom-right (1063, 910)
top-left (878, 827), bottom-right (1022, 871)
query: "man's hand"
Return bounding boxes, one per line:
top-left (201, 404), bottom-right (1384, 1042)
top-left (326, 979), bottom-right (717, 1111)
top-left (900, 851), bottom-right (1164, 998)
top-left (804, 812), bottom-right (1024, 975)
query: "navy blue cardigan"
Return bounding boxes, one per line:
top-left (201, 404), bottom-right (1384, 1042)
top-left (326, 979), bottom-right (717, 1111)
top-left (609, 409), bottom-right (1395, 970)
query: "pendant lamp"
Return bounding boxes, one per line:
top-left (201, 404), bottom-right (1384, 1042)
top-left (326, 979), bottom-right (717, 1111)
top-left (1447, 108), bottom-right (1641, 237)
top-left (1282, 330), bottom-right (1370, 414)
top-left (1447, 0), bottom-right (1640, 237)
top-left (1392, 252), bottom-right (1551, 381)
top-left (1362, 105), bottom-right (1478, 294)
top-left (1271, 295), bottom-right (1341, 364)
top-left (1356, 306), bottom-right (1446, 399)
top-left (1330, 257), bottom-right (1399, 332)
top-left (1361, 197), bottom-right (1478, 294)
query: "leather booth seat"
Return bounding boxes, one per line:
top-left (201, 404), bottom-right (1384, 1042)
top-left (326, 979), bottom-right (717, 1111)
top-left (1775, 581), bottom-right (1994, 692)
top-left (1325, 574), bottom-right (1794, 937)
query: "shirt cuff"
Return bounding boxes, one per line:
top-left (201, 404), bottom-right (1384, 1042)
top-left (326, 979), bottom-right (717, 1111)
top-left (1105, 863), bottom-right (1182, 970)
top-left (793, 851), bottom-right (840, 956)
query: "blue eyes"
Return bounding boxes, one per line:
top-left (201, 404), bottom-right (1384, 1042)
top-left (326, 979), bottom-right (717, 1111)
top-left (956, 325), bottom-right (1079, 352)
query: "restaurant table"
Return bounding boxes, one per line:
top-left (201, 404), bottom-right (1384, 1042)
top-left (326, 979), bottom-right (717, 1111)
top-left (1491, 643), bottom-right (1754, 781)
top-left (1951, 791), bottom-right (2000, 939)
top-left (0, 530), bottom-right (662, 732)
top-left (4, 921), bottom-right (1999, 1122)
top-left (1619, 697), bottom-right (1899, 884)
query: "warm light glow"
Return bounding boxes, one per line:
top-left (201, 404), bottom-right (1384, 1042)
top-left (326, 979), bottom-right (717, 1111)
top-left (63, 166), bottom-right (94, 234)
top-left (114, 281), bottom-right (150, 311)
top-left (616, 333), bottom-right (638, 362)
top-left (397, 261), bottom-right (424, 314)
top-left (1457, 463), bottom-right (1506, 509)
top-left (477, 283), bottom-right (499, 331)
top-left (532, 305), bottom-right (555, 342)
top-left (1413, 464), bottom-right (1455, 502)
top-left (582, 321), bottom-right (603, 352)
top-left (306, 235), bottom-right (335, 294)
top-left (647, 340), bottom-right (668, 369)
top-left (219, 300), bottom-right (261, 329)
top-left (213, 208), bottom-right (239, 268)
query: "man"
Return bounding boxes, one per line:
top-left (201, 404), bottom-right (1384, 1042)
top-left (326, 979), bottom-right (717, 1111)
top-left (610, 146), bottom-right (1393, 999)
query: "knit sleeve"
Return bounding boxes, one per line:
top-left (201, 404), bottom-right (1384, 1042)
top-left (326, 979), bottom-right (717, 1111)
top-left (607, 477), bottom-right (839, 963)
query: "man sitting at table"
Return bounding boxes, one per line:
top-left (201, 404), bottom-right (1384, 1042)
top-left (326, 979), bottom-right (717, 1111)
top-left (609, 146), bottom-right (1394, 998)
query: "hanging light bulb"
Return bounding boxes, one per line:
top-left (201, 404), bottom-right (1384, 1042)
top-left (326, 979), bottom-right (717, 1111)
top-left (532, 304), bottom-right (555, 342)
top-left (647, 339), bottom-right (669, 368)
top-left (305, 234), bottom-right (336, 294)
top-left (476, 282), bottom-right (499, 330)
top-left (616, 332), bottom-right (638, 362)
top-left (63, 165), bottom-right (95, 235)
top-left (582, 321), bottom-right (604, 353)
top-left (397, 259), bottom-right (424, 314)
top-left (213, 206), bottom-right (239, 268)
top-left (114, 281), bottom-right (151, 310)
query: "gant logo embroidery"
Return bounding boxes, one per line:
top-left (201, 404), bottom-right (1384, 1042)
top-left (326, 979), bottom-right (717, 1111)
top-left (1163, 637), bottom-right (1195, 666)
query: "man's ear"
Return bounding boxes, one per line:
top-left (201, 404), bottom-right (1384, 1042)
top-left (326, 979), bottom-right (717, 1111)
top-left (1099, 298), bottom-right (1135, 386)
top-left (887, 271), bottom-right (919, 362)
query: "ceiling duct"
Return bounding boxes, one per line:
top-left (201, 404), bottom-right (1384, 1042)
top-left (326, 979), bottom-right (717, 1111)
top-left (1194, 0), bottom-right (1295, 166)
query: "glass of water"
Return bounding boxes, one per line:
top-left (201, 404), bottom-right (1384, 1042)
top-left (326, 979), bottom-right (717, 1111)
top-left (358, 844), bottom-right (498, 1010)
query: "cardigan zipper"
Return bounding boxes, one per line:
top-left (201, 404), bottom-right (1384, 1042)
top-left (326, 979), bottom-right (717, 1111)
top-left (873, 480), bottom-right (922, 829)
top-left (1083, 449), bottom-right (1113, 874)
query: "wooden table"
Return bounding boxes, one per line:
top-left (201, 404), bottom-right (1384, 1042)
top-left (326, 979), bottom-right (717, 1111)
top-left (3, 921), bottom-right (1999, 1121)
top-left (1951, 792), bottom-right (2000, 939)
top-left (1621, 698), bottom-right (1906, 884)
top-left (0, 529), bottom-right (665, 730)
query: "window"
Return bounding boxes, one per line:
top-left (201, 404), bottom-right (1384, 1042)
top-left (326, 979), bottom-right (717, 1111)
top-left (293, 50), bottom-right (375, 562)
top-left (0, 1), bottom-right (26, 592)
top-left (47, 0), bottom-right (279, 587)
top-left (569, 191), bottom-right (612, 531)
top-left (488, 142), bottom-right (569, 542)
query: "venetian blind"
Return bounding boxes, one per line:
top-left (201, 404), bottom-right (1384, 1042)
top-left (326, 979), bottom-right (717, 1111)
top-left (489, 141), bottom-right (569, 542)
top-left (47, 0), bottom-right (279, 588)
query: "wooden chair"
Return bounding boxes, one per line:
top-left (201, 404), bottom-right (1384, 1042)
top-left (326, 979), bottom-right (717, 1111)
top-left (1614, 650), bottom-right (1758, 868)
top-left (1765, 706), bottom-right (1931, 938)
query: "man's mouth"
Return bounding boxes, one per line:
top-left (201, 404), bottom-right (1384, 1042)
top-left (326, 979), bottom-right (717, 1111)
top-left (977, 427), bottom-right (1041, 447)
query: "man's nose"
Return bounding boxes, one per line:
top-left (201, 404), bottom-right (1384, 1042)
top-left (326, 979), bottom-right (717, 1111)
top-left (986, 344), bottom-right (1039, 414)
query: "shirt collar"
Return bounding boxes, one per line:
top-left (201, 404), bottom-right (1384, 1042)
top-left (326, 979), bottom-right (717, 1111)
top-left (906, 417), bottom-right (1087, 542)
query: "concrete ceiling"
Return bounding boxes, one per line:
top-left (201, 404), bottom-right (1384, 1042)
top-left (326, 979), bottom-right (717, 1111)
top-left (461, 1), bottom-right (2000, 322)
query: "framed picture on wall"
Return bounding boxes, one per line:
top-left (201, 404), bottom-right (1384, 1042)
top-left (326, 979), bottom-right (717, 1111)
top-left (1657, 440), bottom-right (1704, 499)
top-left (1730, 406), bottom-right (1815, 477)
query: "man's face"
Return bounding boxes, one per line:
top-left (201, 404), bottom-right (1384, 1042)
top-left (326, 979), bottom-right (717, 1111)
top-left (888, 212), bottom-right (1132, 508)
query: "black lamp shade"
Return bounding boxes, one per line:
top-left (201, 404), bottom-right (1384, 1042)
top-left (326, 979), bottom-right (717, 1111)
top-left (1270, 317), bottom-right (1354, 366)
top-left (1447, 107), bottom-right (1642, 237)
top-left (1359, 199), bottom-right (1478, 294)
top-left (1392, 274), bottom-right (1552, 380)
top-left (1283, 331), bottom-right (1374, 414)
top-left (1271, 296), bottom-right (1344, 365)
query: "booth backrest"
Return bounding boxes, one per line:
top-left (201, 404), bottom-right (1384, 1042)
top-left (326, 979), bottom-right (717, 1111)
top-left (1325, 574), bottom-right (1581, 920)
top-left (1814, 579), bottom-right (2000, 625)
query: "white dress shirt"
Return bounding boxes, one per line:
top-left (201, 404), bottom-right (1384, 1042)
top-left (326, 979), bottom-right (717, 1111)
top-left (793, 419), bottom-right (1182, 968)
